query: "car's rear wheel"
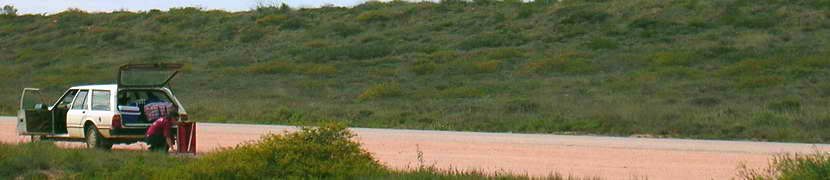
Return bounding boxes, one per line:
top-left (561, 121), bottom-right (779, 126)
top-left (85, 126), bottom-right (113, 150)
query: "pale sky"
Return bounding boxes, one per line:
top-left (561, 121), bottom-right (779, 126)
top-left (0, 0), bottom-right (372, 14)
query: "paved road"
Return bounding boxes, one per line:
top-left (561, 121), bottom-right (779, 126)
top-left (2, 116), bottom-right (829, 179)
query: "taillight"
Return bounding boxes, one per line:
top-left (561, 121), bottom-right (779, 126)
top-left (179, 114), bottom-right (188, 121)
top-left (112, 114), bottom-right (122, 129)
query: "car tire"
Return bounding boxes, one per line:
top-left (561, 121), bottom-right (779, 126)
top-left (85, 126), bottom-right (113, 150)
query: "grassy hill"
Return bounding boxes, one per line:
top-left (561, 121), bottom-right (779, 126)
top-left (2, 0), bottom-right (830, 142)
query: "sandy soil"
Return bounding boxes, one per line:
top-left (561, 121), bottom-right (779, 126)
top-left (3, 116), bottom-right (830, 179)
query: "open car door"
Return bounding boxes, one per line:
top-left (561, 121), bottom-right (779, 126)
top-left (17, 88), bottom-right (53, 135)
top-left (118, 63), bottom-right (184, 88)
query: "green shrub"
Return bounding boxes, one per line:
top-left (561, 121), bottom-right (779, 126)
top-left (584, 38), bottom-right (619, 50)
top-left (303, 40), bottom-right (332, 48)
top-left (738, 152), bottom-right (830, 180)
top-left (316, 22), bottom-right (364, 37)
top-left (558, 9), bottom-right (610, 25)
top-left (431, 50), bottom-right (461, 61)
top-left (439, 87), bottom-right (485, 98)
top-left (246, 61), bottom-right (337, 76)
top-left (175, 123), bottom-right (383, 179)
top-left (239, 29), bottom-right (266, 43)
top-left (358, 83), bottom-right (404, 101)
top-left (523, 57), bottom-right (599, 74)
top-left (246, 61), bottom-right (295, 74)
top-left (653, 66), bottom-right (706, 79)
top-left (718, 59), bottom-right (777, 77)
top-left (817, 0), bottom-right (830, 9)
top-left (356, 10), bottom-right (394, 23)
top-left (505, 98), bottom-right (540, 113)
top-left (651, 51), bottom-right (698, 66)
top-left (54, 8), bottom-right (95, 29)
top-left (305, 43), bottom-right (395, 61)
top-left (721, 10), bottom-right (781, 29)
top-left (689, 97), bottom-right (721, 106)
top-left (153, 14), bottom-right (182, 24)
top-left (768, 100), bottom-right (801, 113)
top-left (736, 76), bottom-right (785, 89)
top-left (278, 18), bottom-right (306, 30)
top-left (465, 60), bottom-right (502, 73)
top-left (484, 48), bottom-right (525, 59)
top-left (255, 15), bottom-right (289, 25)
top-left (796, 56), bottom-right (830, 68)
top-left (297, 64), bottom-right (338, 76)
top-left (410, 62), bottom-right (439, 75)
top-left (456, 32), bottom-right (525, 50)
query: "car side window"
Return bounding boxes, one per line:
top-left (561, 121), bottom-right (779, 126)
top-left (91, 90), bottom-right (111, 111)
top-left (58, 90), bottom-right (79, 109)
top-left (71, 90), bottom-right (89, 110)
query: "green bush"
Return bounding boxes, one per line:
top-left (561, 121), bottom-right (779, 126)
top-left (456, 32), bottom-right (525, 50)
top-left (0, 142), bottom-right (187, 180)
top-left (303, 40), bottom-right (332, 48)
top-left (584, 38), bottom-right (619, 50)
top-left (651, 51), bottom-right (698, 66)
top-left (246, 61), bottom-right (337, 76)
top-left (736, 75), bottom-right (785, 89)
top-left (439, 86), bottom-right (485, 98)
top-left (768, 100), bottom-right (801, 113)
top-left (297, 64), bottom-right (338, 76)
top-left (410, 62), bottom-right (439, 75)
top-left (738, 152), bottom-right (830, 180)
top-left (464, 60), bottom-right (502, 73)
top-left (558, 8), bottom-right (610, 25)
top-left (523, 57), bottom-right (600, 74)
top-left (358, 83), bottom-right (404, 101)
top-left (653, 66), bottom-right (706, 79)
top-left (484, 48), bottom-right (525, 59)
top-left (255, 15), bottom-right (289, 25)
top-left (177, 123), bottom-right (383, 179)
top-left (356, 10), bottom-right (395, 23)
top-left (796, 56), bottom-right (830, 68)
top-left (505, 98), bottom-right (540, 113)
top-left (304, 43), bottom-right (395, 61)
top-left (316, 22), bottom-right (364, 37)
top-left (246, 61), bottom-right (295, 74)
top-left (718, 58), bottom-right (777, 77)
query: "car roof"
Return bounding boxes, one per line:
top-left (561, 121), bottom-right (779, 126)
top-left (69, 84), bottom-right (168, 91)
top-left (70, 84), bottom-right (118, 91)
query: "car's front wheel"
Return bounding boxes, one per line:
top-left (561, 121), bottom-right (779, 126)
top-left (85, 125), bottom-right (113, 150)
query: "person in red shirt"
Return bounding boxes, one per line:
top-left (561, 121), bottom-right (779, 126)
top-left (145, 108), bottom-right (178, 152)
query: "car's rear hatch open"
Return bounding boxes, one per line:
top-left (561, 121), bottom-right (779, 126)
top-left (118, 63), bottom-right (183, 88)
top-left (117, 63), bottom-right (183, 128)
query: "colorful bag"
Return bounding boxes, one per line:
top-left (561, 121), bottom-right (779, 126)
top-left (144, 102), bottom-right (174, 122)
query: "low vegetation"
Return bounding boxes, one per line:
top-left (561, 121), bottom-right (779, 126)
top-left (2, 0), bottom-right (830, 143)
top-left (739, 151), bottom-right (830, 180)
top-left (0, 124), bottom-right (594, 180)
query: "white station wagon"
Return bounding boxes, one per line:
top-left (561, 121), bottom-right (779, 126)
top-left (17, 63), bottom-right (188, 149)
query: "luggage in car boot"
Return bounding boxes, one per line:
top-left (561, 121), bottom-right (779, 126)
top-left (118, 105), bottom-right (142, 124)
top-left (144, 102), bottom-right (174, 122)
